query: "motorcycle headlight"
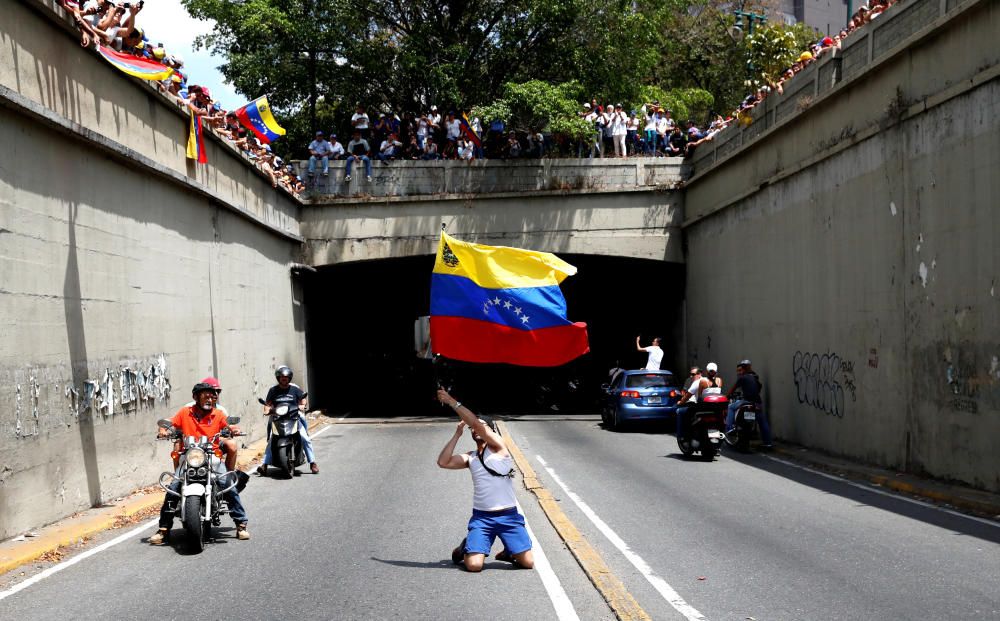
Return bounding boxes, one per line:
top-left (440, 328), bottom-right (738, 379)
top-left (186, 447), bottom-right (206, 468)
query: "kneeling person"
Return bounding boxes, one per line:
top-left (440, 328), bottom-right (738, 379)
top-left (436, 389), bottom-right (534, 572)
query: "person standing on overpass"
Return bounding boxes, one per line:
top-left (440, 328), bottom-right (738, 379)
top-left (636, 336), bottom-right (663, 370)
top-left (435, 388), bottom-right (534, 573)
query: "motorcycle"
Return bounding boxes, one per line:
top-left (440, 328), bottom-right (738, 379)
top-left (724, 401), bottom-right (761, 453)
top-left (677, 394), bottom-right (727, 460)
top-left (258, 396), bottom-right (307, 478)
top-left (156, 417), bottom-right (242, 552)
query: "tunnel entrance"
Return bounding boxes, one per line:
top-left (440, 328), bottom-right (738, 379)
top-left (302, 254), bottom-right (685, 416)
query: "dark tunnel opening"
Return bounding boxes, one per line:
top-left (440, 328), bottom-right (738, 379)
top-left (302, 254), bottom-right (685, 416)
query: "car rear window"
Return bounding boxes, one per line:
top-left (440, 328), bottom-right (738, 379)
top-left (626, 374), bottom-right (678, 388)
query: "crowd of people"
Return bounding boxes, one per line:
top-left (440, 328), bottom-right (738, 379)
top-left (62, 0), bottom-right (306, 196)
top-left (61, 0), bottom-right (903, 191)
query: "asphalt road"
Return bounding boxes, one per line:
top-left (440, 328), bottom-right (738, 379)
top-left (1, 416), bottom-right (998, 620)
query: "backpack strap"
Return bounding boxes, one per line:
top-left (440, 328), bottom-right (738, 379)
top-left (477, 448), bottom-right (515, 478)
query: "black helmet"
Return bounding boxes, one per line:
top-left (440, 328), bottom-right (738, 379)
top-left (275, 365), bottom-right (293, 380)
top-left (738, 359), bottom-right (752, 367)
top-left (191, 382), bottom-right (217, 396)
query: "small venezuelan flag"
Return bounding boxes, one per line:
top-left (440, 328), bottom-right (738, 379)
top-left (97, 45), bottom-right (174, 81)
top-left (186, 111), bottom-right (207, 164)
top-left (459, 113), bottom-right (482, 149)
top-left (430, 232), bottom-right (589, 367)
top-left (235, 96), bottom-right (286, 144)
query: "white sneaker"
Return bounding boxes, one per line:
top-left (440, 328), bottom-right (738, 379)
top-left (366, 175), bottom-right (372, 182)
top-left (345, 175), bottom-right (351, 182)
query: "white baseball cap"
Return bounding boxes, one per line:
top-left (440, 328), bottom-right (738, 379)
top-left (706, 362), bottom-right (718, 372)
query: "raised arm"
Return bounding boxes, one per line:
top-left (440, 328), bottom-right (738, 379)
top-left (436, 422), bottom-right (471, 469)
top-left (436, 389), bottom-right (505, 453)
top-left (636, 336), bottom-right (646, 352)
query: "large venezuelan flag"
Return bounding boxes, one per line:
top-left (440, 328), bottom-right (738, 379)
top-left (430, 232), bottom-right (589, 367)
top-left (97, 46), bottom-right (174, 81)
top-left (459, 113), bottom-right (482, 149)
top-left (235, 96), bottom-right (286, 144)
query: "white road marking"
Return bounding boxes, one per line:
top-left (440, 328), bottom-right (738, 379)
top-left (0, 518), bottom-right (158, 602)
top-left (311, 423), bottom-right (335, 439)
top-left (762, 455), bottom-right (1000, 529)
top-left (536, 455), bottom-right (708, 621)
top-left (516, 501), bottom-right (581, 621)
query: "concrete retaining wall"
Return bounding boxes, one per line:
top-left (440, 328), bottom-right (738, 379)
top-left (300, 158), bottom-right (685, 200)
top-left (0, 1), bottom-right (307, 539)
top-left (302, 188), bottom-right (685, 266)
top-left (683, 0), bottom-right (1000, 490)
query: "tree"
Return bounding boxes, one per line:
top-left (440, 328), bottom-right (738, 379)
top-left (745, 22), bottom-right (819, 89)
top-left (472, 81), bottom-right (593, 140)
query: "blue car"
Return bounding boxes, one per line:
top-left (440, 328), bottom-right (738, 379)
top-left (601, 370), bottom-right (682, 430)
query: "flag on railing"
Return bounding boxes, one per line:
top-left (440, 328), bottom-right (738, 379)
top-left (234, 96), bottom-right (286, 144)
top-left (186, 110), bottom-right (207, 164)
top-left (430, 232), bottom-right (589, 366)
top-left (96, 45), bottom-right (174, 81)
top-left (459, 113), bottom-right (482, 149)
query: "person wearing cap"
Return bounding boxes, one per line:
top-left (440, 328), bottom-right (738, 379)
top-left (308, 131), bottom-right (335, 176)
top-left (436, 388), bottom-right (534, 572)
top-left (584, 105), bottom-right (602, 158)
top-left (726, 361), bottom-right (771, 448)
top-left (149, 379), bottom-right (250, 544)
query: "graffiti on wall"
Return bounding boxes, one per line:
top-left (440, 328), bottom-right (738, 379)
top-left (792, 351), bottom-right (857, 418)
top-left (8, 354), bottom-right (171, 438)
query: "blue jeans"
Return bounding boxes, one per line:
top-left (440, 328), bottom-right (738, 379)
top-left (346, 155), bottom-right (371, 177)
top-left (675, 405), bottom-right (689, 437)
top-left (726, 400), bottom-right (771, 444)
top-left (159, 466), bottom-right (247, 527)
top-left (262, 414), bottom-right (315, 465)
top-left (308, 155), bottom-right (329, 175)
top-left (644, 130), bottom-right (657, 154)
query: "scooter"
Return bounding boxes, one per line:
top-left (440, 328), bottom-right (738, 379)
top-left (677, 394), bottom-right (727, 460)
top-left (156, 417), bottom-right (242, 552)
top-left (258, 396), bottom-right (307, 478)
top-left (724, 401), bottom-right (761, 453)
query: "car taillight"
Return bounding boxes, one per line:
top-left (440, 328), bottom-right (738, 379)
top-left (620, 390), bottom-right (641, 399)
top-left (669, 390), bottom-right (677, 398)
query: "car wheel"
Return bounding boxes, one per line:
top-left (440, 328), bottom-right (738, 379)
top-left (611, 408), bottom-right (621, 431)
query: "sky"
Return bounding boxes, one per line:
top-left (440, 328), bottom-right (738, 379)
top-left (139, 0), bottom-right (242, 110)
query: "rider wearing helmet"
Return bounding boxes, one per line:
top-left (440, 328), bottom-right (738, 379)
top-left (175, 377), bottom-right (237, 470)
top-left (725, 360), bottom-right (771, 449)
top-left (150, 380), bottom-right (249, 544)
top-left (258, 366), bottom-right (318, 475)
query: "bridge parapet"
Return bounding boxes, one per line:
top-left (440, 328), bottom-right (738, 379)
top-left (300, 158), bottom-right (685, 202)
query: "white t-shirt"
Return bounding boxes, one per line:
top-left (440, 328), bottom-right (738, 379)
top-left (351, 112), bottom-right (369, 129)
top-left (643, 346), bottom-right (663, 371)
top-left (446, 119), bottom-right (461, 139)
top-left (469, 448), bottom-right (516, 511)
top-left (611, 112), bottom-right (627, 136)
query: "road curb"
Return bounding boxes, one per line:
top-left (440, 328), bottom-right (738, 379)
top-left (771, 444), bottom-right (1000, 518)
top-left (500, 422), bottom-right (652, 621)
top-left (0, 418), bottom-right (329, 577)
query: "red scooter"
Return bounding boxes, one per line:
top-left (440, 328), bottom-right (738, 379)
top-left (677, 394), bottom-right (728, 460)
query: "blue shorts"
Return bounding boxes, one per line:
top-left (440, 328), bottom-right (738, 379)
top-left (465, 507), bottom-right (532, 556)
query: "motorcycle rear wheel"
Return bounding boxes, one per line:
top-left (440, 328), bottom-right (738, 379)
top-left (677, 436), bottom-right (695, 457)
top-left (183, 496), bottom-right (205, 553)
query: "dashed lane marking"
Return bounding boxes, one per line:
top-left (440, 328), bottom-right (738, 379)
top-left (500, 422), bottom-right (652, 621)
top-left (537, 456), bottom-right (708, 621)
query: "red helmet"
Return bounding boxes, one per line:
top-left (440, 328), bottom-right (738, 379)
top-left (198, 376), bottom-right (222, 393)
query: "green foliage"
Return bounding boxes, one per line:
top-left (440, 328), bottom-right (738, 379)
top-left (746, 22), bottom-right (820, 88)
top-left (472, 80), bottom-right (592, 140)
top-left (635, 85), bottom-right (714, 123)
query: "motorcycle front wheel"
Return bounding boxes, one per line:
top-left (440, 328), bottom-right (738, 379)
top-left (183, 496), bottom-right (205, 553)
top-left (677, 436), bottom-right (695, 457)
top-left (277, 445), bottom-right (294, 478)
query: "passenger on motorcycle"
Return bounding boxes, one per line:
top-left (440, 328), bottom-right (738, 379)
top-left (258, 365), bottom-right (318, 475)
top-left (726, 360), bottom-right (772, 449)
top-left (674, 362), bottom-right (722, 436)
top-left (150, 381), bottom-right (249, 544)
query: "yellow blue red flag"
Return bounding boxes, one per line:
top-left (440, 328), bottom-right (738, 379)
top-left (97, 45), bottom-right (174, 81)
top-left (235, 96), bottom-right (286, 144)
top-left (186, 110), bottom-right (207, 164)
top-left (430, 232), bottom-right (589, 366)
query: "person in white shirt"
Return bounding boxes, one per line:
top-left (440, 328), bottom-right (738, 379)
top-left (611, 104), bottom-right (628, 157)
top-left (584, 108), bottom-right (602, 158)
top-left (376, 132), bottom-right (403, 163)
top-left (351, 105), bottom-right (370, 139)
top-left (636, 336), bottom-right (664, 370)
top-left (436, 389), bottom-right (534, 573)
